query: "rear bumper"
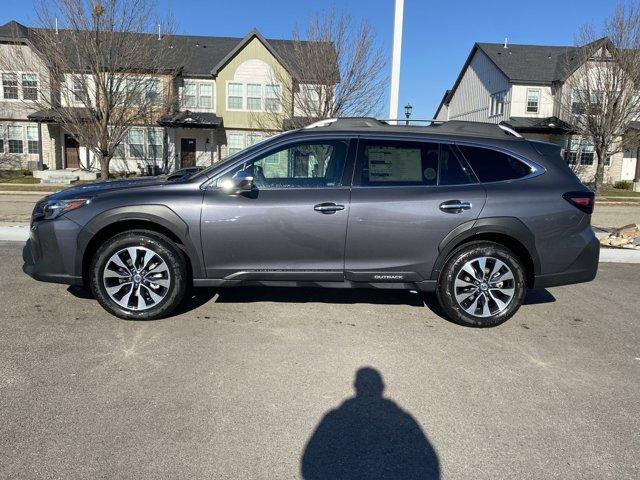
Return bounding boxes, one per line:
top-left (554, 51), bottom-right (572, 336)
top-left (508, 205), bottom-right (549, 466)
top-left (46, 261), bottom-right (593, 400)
top-left (533, 234), bottom-right (599, 288)
top-left (22, 218), bottom-right (84, 286)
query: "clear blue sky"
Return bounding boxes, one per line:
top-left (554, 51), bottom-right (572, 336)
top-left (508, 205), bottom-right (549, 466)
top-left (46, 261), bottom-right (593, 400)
top-left (1, 0), bottom-right (622, 118)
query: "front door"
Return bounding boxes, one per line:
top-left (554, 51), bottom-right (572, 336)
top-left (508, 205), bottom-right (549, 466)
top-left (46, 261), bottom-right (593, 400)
top-left (200, 138), bottom-right (353, 280)
top-left (181, 138), bottom-right (196, 167)
top-left (64, 135), bottom-right (80, 169)
top-left (344, 137), bottom-right (486, 282)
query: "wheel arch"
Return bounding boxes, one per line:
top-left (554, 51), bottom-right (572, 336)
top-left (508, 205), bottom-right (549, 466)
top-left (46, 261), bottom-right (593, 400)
top-left (77, 205), bottom-right (203, 284)
top-left (431, 217), bottom-right (540, 288)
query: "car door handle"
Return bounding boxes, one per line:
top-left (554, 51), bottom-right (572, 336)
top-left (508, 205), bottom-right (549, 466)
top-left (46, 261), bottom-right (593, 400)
top-left (439, 200), bottom-right (472, 213)
top-left (314, 202), bottom-right (345, 214)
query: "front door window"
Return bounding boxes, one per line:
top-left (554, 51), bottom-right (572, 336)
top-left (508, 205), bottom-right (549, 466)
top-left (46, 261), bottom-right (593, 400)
top-left (215, 140), bottom-right (349, 189)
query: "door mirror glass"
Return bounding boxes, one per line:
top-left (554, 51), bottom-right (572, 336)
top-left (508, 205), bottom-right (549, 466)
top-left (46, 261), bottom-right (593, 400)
top-left (221, 170), bottom-right (254, 194)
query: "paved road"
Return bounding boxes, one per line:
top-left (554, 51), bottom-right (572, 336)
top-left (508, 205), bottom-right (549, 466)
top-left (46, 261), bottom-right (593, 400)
top-left (1, 241), bottom-right (639, 479)
top-left (1, 193), bottom-right (639, 228)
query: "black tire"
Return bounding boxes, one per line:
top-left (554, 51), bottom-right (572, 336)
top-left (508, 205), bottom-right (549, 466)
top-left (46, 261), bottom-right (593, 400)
top-left (89, 229), bottom-right (187, 320)
top-left (436, 241), bottom-right (526, 327)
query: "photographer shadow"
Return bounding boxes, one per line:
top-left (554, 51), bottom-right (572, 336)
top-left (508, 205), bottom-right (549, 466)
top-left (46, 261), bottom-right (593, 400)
top-left (301, 367), bottom-right (440, 480)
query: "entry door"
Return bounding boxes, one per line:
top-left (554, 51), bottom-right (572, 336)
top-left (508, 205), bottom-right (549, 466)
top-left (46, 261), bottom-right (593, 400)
top-left (200, 138), bottom-right (353, 280)
top-left (181, 138), bottom-right (196, 167)
top-left (344, 138), bottom-right (486, 282)
top-left (64, 135), bottom-right (80, 169)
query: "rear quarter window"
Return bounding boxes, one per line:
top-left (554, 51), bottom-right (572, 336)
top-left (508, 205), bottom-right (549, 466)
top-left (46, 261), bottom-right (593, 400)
top-left (457, 145), bottom-right (532, 182)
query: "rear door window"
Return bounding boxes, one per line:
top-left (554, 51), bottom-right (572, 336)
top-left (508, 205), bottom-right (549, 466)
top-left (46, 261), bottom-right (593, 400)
top-left (355, 139), bottom-right (476, 187)
top-left (457, 145), bottom-right (532, 182)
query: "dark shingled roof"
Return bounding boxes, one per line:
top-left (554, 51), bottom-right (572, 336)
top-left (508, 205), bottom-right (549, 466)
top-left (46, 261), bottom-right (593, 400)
top-left (158, 110), bottom-right (222, 128)
top-left (476, 39), bottom-right (608, 84)
top-left (0, 20), bottom-right (333, 80)
top-left (501, 116), bottom-right (575, 134)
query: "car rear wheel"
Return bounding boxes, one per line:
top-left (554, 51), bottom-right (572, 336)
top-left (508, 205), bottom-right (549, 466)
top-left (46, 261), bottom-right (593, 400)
top-left (436, 241), bottom-right (526, 327)
top-left (90, 230), bottom-right (187, 320)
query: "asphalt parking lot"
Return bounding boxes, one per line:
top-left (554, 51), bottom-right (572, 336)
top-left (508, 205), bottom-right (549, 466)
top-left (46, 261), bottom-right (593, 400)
top-left (1, 241), bottom-right (639, 479)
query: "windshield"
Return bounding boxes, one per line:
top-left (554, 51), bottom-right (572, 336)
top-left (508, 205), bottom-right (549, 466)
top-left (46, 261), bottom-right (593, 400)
top-left (188, 131), bottom-right (290, 181)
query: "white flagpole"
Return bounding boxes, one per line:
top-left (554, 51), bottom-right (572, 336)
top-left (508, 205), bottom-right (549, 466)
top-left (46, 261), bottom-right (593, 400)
top-left (388, 0), bottom-right (404, 123)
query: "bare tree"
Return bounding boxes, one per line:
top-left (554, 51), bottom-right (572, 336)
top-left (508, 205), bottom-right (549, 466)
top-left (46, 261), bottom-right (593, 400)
top-left (1, 0), bottom-right (180, 180)
top-left (252, 9), bottom-right (388, 132)
top-left (561, 2), bottom-right (640, 193)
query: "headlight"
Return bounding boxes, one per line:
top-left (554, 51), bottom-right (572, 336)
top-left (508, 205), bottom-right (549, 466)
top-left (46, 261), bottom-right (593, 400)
top-left (38, 199), bottom-right (90, 221)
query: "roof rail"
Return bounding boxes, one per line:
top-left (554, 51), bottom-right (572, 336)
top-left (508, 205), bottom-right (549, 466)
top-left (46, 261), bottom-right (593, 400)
top-left (301, 117), bottom-right (523, 139)
top-left (497, 124), bottom-right (522, 138)
top-left (304, 118), bottom-right (338, 129)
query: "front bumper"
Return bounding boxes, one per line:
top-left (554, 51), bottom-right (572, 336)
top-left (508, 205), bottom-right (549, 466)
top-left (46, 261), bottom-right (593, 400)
top-left (22, 218), bottom-right (84, 286)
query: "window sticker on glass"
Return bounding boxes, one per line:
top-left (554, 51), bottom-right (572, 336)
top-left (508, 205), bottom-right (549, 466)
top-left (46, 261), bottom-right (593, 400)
top-left (367, 147), bottom-right (423, 182)
top-left (423, 167), bottom-right (437, 181)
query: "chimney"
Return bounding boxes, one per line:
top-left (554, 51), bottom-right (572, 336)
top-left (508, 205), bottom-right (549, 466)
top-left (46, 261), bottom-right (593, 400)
top-left (55, 18), bottom-right (59, 35)
top-left (503, 37), bottom-right (508, 49)
top-left (157, 23), bottom-right (161, 41)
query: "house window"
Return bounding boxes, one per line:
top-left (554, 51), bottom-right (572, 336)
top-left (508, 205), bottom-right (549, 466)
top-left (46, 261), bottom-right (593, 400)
top-left (2, 73), bottom-right (18, 99)
top-left (125, 79), bottom-right (143, 105)
top-left (27, 126), bottom-right (39, 154)
top-left (490, 90), bottom-right (506, 116)
top-left (183, 81), bottom-right (213, 109)
top-left (199, 84), bottom-right (213, 108)
top-left (113, 142), bottom-right (125, 158)
top-left (265, 84), bottom-right (281, 112)
top-left (73, 76), bottom-right (88, 103)
top-left (566, 137), bottom-right (595, 166)
top-left (526, 89), bottom-right (540, 113)
top-left (228, 83), bottom-right (243, 109)
top-left (148, 129), bottom-right (163, 159)
top-left (184, 82), bottom-right (197, 108)
top-left (305, 87), bottom-right (320, 110)
top-left (144, 79), bottom-right (161, 106)
top-left (247, 133), bottom-right (263, 146)
top-left (21, 74), bottom-right (38, 101)
top-left (247, 84), bottom-right (262, 111)
top-left (8, 126), bottom-right (23, 153)
top-left (0, 127), bottom-right (4, 152)
top-left (128, 128), bottom-right (144, 158)
top-left (227, 132), bottom-right (244, 155)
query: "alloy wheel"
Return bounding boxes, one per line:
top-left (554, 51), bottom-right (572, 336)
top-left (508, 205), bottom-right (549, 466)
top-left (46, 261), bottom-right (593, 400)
top-left (102, 246), bottom-right (171, 311)
top-left (454, 256), bottom-right (516, 318)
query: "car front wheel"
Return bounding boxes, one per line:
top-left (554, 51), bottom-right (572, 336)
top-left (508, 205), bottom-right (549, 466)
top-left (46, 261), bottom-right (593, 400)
top-left (436, 241), bottom-right (526, 327)
top-left (89, 230), bottom-right (187, 320)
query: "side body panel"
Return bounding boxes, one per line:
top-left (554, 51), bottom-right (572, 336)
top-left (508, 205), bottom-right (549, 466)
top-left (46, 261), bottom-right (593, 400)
top-left (345, 184), bottom-right (486, 281)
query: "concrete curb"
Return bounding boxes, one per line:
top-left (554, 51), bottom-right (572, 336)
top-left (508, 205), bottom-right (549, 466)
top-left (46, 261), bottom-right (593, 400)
top-left (0, 190), bottom-right (56, 195)
top-left (1, 226), bottom-right (639, 265)
top-left (599, 248), bottom-right (640, 263)
top-left (0, 226), bottom-right (30, 242)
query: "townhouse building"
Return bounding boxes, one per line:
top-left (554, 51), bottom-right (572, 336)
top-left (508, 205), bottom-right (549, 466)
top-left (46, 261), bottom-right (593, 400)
top-left (434, 39), bottom-right (640, 185)
top-left (0, 20), bottom-right (327, 177)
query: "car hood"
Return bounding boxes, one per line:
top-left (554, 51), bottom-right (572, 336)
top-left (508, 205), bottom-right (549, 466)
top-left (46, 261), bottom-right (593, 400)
top-left (43, 177), bottom-right (169, 202)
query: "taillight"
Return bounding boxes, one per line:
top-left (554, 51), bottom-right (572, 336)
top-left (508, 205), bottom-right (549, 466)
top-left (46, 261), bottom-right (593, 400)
top-left (563, 191), bottom-right (595, 214)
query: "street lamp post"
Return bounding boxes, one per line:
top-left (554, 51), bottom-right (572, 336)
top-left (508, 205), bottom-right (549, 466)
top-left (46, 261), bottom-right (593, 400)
top-left (404, 103), bottom-right (412, 125)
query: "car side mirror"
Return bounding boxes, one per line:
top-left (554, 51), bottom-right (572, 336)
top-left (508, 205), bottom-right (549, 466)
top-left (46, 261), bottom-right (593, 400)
top-left (221, 170), bottom-right (254, 195)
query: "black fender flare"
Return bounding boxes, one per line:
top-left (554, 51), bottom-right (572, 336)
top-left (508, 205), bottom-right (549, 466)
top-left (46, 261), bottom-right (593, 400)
top-left (75, 204), bottom-right (205, 279)
top-left (429, 216), bottom-right (541, 281)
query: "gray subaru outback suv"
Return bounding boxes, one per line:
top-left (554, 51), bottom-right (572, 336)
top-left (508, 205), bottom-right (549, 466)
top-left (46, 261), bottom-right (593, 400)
top-left (23, 118), bottom-right (598, 327)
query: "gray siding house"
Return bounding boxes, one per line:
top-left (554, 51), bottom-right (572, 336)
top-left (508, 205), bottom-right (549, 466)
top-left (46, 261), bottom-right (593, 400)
top-left (435, 40), bottom-right (640, 185)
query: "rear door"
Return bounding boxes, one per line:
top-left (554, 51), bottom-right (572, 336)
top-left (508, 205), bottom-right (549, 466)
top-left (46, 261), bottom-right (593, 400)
top-left (344, 137), bottom-right (486, 282)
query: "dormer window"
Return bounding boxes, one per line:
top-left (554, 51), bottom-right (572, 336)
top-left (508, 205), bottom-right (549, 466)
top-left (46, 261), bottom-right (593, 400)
top-left (526, 89), bottom-right (540, 113)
